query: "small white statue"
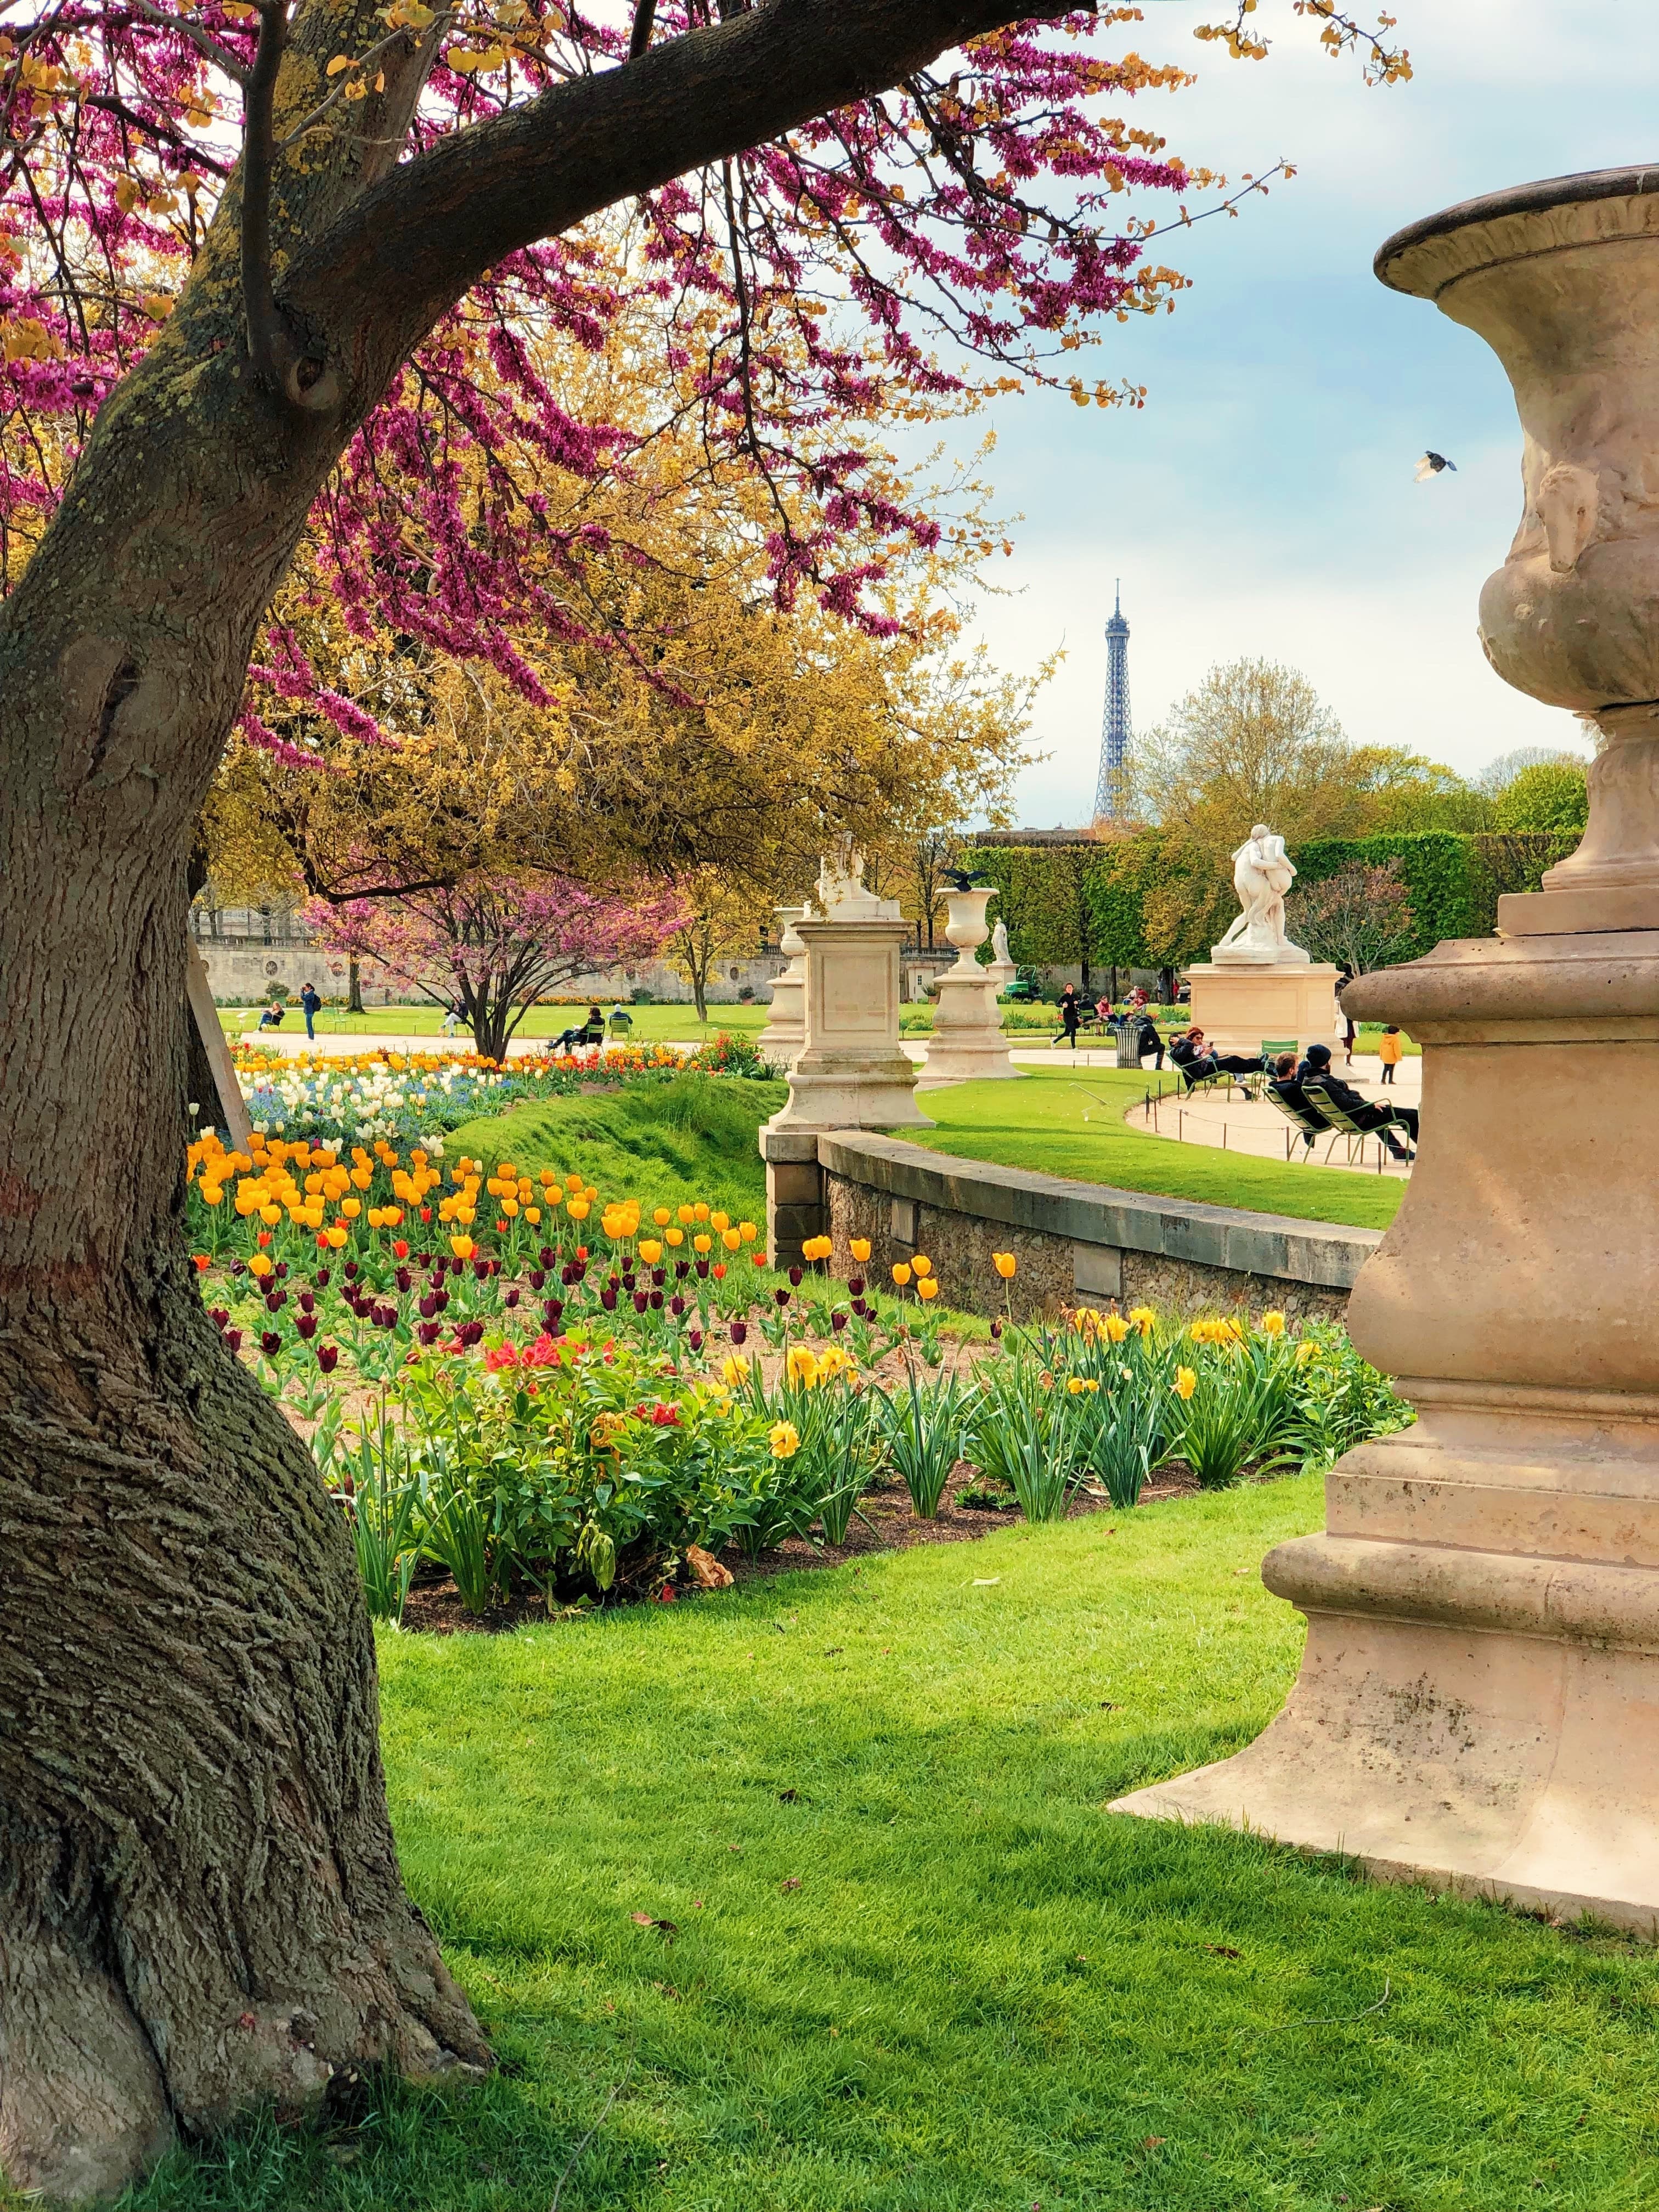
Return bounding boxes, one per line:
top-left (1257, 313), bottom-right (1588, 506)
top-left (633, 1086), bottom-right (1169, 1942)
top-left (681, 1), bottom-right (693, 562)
top-left (991, 918), bottom-right (1012, 966)
top-left (816, 835), bottom-right (899, 921)
top-left (1214, 825), bottom-right (1309, 964)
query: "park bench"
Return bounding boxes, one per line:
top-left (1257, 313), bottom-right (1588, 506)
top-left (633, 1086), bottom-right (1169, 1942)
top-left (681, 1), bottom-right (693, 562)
top-left (1300, 1077), bottom-right (1414, 1169)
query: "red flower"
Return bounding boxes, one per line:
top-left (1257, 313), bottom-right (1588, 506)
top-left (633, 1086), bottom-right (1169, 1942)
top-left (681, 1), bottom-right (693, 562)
top-left (191, 1252), bottom-right (211, 1273)
top-left (420, 1206), bottom-right (432, 1222)
top-left (257, 1231), bottom-right (272, 1248)
top-left (576, 1245), bottom-right (589, 1261)
top-left (712, 1262), bottom-right (726, 1279)
top-left (484, 1343), bottom-right (520, 1372)
top-left (393, 1239), bottom-right (409, 1259)
top-left (656, 1583), bottom-right (677, 1603)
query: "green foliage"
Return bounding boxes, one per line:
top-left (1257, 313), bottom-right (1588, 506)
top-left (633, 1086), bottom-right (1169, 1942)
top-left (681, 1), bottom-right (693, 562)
top-left (1493, 759), bottom-right (1589, 833)
top-left (968, 824), bottom-right (1590, 970)
top-left (968, 1352), bottom-right (1075, 1521)
top-left (873, 1367), bottom-right (971, 1518)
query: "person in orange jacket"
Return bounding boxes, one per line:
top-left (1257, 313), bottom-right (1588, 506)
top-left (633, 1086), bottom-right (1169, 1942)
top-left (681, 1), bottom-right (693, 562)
top-left (1378, 1025), bottom-right (1406, 1085)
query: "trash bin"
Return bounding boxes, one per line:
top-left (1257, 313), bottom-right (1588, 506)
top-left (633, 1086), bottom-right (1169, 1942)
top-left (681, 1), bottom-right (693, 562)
top-left (1114, 1026), bottom-right (1143, 1070)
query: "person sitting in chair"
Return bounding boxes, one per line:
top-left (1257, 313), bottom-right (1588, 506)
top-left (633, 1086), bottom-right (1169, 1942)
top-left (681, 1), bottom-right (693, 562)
top-left (1297, 1043), bottom-right (1418, 1160)
top-left (1171, 1027), bottom-right (1263, 1087)
top-left (1268, 1051), bottom-right (1328, 1148)
top-left (553, 1003), bottom-right (604, 1053)
top-left (255, 1001), bottom-right (285, 1031)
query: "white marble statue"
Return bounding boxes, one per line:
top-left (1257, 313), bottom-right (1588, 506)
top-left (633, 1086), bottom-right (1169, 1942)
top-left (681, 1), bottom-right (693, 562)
top-left (1214, 823), bottom-right (1308, 964)
top-left (816, 835), bottom-right (899, 921)
top-left (991, 918), bottom-right (1012, 966)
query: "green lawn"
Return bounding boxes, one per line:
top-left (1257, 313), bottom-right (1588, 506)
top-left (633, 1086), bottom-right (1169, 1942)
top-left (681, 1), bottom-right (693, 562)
top-left (228, 1001), bottom-right (780, 1044)
top-left (444, 1072), bottom-right (787, 1223)
top-left (134, 1474), bottom-right (1658, 2210)
top-left (908, 1069), bottom-right (1405, 1232)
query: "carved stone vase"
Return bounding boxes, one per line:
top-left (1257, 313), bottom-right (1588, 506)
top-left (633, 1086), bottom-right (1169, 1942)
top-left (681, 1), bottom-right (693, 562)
top-left (1113, 166), bottom-right (1659, 1933)
top-left (916, 889), bottom-right (1022, 1089)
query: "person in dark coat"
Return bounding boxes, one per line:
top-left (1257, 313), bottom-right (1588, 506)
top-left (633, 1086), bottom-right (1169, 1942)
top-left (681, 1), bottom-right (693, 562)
top-left (300, 980), bottom-right (322, 1040)
top-left (1170, 1028), bottom-right (1262, 1086)
top-left (1297, 1043), bottom-right (1418, 1158)
top-left (1052, 985), bottom-right (1082, 1050)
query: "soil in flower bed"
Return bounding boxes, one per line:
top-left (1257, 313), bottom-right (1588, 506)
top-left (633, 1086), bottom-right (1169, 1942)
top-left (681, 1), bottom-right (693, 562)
top-left (394, 1459), bottom-right (1218, 1633)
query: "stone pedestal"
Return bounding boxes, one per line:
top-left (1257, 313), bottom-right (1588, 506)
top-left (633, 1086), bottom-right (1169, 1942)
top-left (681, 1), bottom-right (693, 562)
top-left (1114, 163), bottom-right (1659, 1936)
top-left (765, 918), bottom-right (933, 1136)
top-left (1184, 960), bottom-right (1339, 1062)
top-left (756, 904), bottom-right (808, 1070)
top-left (916, 890), bottom-right (1023, 1090)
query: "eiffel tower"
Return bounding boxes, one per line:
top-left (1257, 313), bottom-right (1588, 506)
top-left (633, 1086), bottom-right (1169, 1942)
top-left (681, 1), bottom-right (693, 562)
top-left (1093, 580), bottom-right (1131, 821)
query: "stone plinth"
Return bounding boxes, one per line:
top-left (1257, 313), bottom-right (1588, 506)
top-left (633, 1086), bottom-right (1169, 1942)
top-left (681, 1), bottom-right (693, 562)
top-left (1114, 927), bottom-right (1659, 1932)
top-left (756, 904), bottom-right (808, 1070)
top-left (1184, 961), bottom-right (1339, 1062)
top-left (765, 918), bottom-right (932, 1136)
top-left (916, 890), bottom-right (1023, 1090)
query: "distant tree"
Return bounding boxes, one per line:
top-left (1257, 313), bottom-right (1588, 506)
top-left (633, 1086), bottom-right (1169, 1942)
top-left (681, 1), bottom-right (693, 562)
top-left (1492, 759), bottom-right (1589, 834)
top-left (1477, 745), bottom-right (1590, 797)
top-left (667, 872), bottom-right (765, 1025)
top-left (1286, 861), bottom-right (1417, 976)
top-left (307, 875), bottom-right (685, 1061)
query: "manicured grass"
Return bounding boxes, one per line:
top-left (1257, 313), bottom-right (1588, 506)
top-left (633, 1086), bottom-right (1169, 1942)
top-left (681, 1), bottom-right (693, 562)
top-left (444, 1071), bottom-right (787, 1222)
top-left (906, 1068), bottom-right (1404, 1232)
top-left (227, 1001), bottom-right (780, 1043)
top-left (133, 1474), bottom-right (1659, 2209)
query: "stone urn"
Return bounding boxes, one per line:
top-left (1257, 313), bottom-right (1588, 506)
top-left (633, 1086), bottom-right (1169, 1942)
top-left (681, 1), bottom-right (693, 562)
top-left (755, 902), bottom-right (809, 1069)
top-left (916, 888), bottom-right (1022, 1090)
top-left (1113, 165), bottom-right (1659, 1933)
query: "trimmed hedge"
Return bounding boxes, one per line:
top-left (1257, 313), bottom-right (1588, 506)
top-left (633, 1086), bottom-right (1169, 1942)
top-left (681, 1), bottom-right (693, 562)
top-left (967, 830), bottom-right (1583, 969)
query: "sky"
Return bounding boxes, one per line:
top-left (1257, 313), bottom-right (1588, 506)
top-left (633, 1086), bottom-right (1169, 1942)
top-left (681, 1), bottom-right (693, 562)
top-left (955, 0), bottom-right (1659, 828)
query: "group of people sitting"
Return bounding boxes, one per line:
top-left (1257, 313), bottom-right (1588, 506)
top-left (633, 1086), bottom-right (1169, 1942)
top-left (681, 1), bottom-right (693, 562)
top-left (1051, 983), bottom-right (1168, 1066)
top-left (1169, 1030), bottom-right (1418, 1164)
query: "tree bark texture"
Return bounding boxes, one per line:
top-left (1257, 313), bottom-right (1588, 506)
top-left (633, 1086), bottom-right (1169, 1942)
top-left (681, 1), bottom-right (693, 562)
top-left (0, 0), bottom-right (1039, 2195)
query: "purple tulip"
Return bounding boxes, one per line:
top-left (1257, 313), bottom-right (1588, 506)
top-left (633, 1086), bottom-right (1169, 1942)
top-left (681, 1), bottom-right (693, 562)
top-left (260, 1330), bottom-right (282, 1358)
top-left (417, 1322), bottom-right (441, 1346)
top-left (543, 1297), bottom-right (564, 1327)
top-left (788, 1266), bottom-right (803, 1288)
top-left (264, 1288), bottom-right (286, 1313)
top-left (314, 1268), bottom-right (330, 1288)
top-left (651, 1267), bottom-right (665, 1288)
top-left (298, 1291), bottom-right (315, 1314)
top-left (688, 1329), bottom-right (703, 1352)
top-left (461, 1319), bottom-right (484, 1347)
top-left (210, 1307), bottom-right (229, 1329)
top-left (991, 1318), bottom-right (1003, 1340)
top-left (695, 1260), bottom-right (709, 1279)
top-left (504, 1287), bottom-right (520, 1308)
top-left (649, 1290), bottom-right (663, 1311)
top-left (344, 1261), bottom-right (359, 1281)
top-left (600, 1286), bottom-right (618, 1311)
top-left (538, 1245), bottom-right (556, 1270)
top-left (229, 1258), bottom-right (246, 1277)
top-left (224, 1328), bottom-right (242, 1353)
top-left (528, 1269), bottom-right (546, 1291)
top-left (634, 1290), bottom-right (649, 1313)
top-left (831, 1310), bottom-right (848, 1332)
top-left (395, 1267), bottom-right (413, 1293)
top-left (674, 1260), bottom-right (689, 1279)
top-left (669, 1295), bottom-right (685, 1318)
top-left (317, 1344), bottom-right (338, 1373)
top-left (729, 1321), bottom-right (747, 1347)
top-left (775, 1288), bottom-right (791, 1308)
top-left (847, 1277), bottom-right (865, 1297)
top-left (296, 1314), bottom-right (318, 1340)
top-left (274, 1261), bottom-right (289, 1279)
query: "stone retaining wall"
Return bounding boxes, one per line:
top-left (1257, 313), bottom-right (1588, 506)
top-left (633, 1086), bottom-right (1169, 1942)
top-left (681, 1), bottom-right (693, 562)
top-left (761, 1128), bottom-right (1379, 1322)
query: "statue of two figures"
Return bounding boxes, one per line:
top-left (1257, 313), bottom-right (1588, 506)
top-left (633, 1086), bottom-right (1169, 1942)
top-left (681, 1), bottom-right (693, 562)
top-left (1214, 825), bottom-right (1310, 966)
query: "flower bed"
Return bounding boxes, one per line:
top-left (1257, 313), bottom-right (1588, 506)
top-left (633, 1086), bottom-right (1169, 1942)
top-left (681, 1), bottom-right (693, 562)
top-left (187, 1126), bottom-right (1409, 1627)
top-left (225, 1032), bottom-right (769, 1148)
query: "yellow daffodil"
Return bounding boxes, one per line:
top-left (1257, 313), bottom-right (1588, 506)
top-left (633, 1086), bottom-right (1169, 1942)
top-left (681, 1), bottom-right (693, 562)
top-left (1173, 1366), bottom-right (1197, 1401)
top-left (769, 1420), bottom-right (800, 1459)
top-left (786, 1345), bottom-right (820, 1388)
top-left (1261, 1311), bottom-right (1286, 1337)
top-left (720, 1353), bottom-right (751, 1386)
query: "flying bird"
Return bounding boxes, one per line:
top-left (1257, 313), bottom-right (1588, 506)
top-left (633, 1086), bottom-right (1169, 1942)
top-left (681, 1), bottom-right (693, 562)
top-left (1415, 451), bottom-right (1458, 481)
top-left (941, 867), bottom-right (991, 893)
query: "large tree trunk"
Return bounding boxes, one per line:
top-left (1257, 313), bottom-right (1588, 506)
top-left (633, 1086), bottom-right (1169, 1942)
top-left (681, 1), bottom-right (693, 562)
top-left (0, 317), bottom-right (490, 2199)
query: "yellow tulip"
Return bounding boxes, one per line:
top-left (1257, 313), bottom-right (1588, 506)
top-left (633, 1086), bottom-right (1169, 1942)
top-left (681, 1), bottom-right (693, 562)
top-left (850, 1238), bottom-right (871, 1264)
top-left (566, 1199), bottom-right (589, 1222)
top-left (693, 1234), bottom-right (712, 1255)
top-left (721, 1353), bottom-right (751, 1386)
top-left (665, 1227), bottom-right (684, 1248)
top-left (891, 1263), bottom-right (911, 1287)
top-left (916, 1278), bottom-right (939, 1301)
top-left (722, 1228), bottom-right (742, 1252)
top-left (526, 1207), bottom-right (541, 1227)
top-left (678, 1205), bottom-right (695, 1226)
top-left (710, 1211), bottom-right (730, 1233)
top-left (450, 1234), bottom-right (476, 1260)
top-left (1104, 1313), bottom-right (1130, 1344)
top-left (693, 1201), bottom-right (710, 1222)
top-left (639, 1238), bottom-right (663, 1264)
top-left (258, 1204), bottom-right (282, 1227)
top-left (200, 1184), bottom-right (224, 1206)
top-left (786, 1345), bottom-right (819, 1388)
top-left (326, 1226), bottom-right (348, 1249)
top-left (739, 1221), bottom-right (758, 1243)
top-left (341, 1198), bottom-right (362, 1220)
top-left (911, 1255), bottom-right (933, 1279)
top-left (654, 1206), bottom-right (671, 1226)
top-left (1261, 1311), bottom-right (1286, 1338)
top-left (992, 1251), bottom-right (1017, 1279)
top-left (247, 1253), bottom-right (273, 1278)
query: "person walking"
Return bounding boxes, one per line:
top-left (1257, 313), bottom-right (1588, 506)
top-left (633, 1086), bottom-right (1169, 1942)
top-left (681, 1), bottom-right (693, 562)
top-left (1378, 1026), bottom-right (1404, 1085)
top-left (1053, 984), bottom-right (1082, 1051)
top-left (299, 979), bottom-right (322, 1041)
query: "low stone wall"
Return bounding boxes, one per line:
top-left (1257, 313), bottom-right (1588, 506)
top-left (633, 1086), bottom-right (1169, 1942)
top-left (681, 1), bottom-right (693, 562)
top-left (761, 1129), bottom-right (1379, 1322)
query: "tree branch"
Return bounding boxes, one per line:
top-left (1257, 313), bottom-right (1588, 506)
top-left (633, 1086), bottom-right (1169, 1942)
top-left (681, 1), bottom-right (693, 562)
top-left (120, 0), bottom-right (251, 89)
top-left (628, 0), bottom-right (658, 60)
top-left (291, 0), bottom-right (1051, 388)
top-left (242, 0), bottom-right (341, 410)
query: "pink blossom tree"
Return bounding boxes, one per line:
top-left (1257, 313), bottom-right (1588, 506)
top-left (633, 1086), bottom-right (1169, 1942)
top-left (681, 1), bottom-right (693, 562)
top-left (307, 875), bottom-right (687, 1059)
